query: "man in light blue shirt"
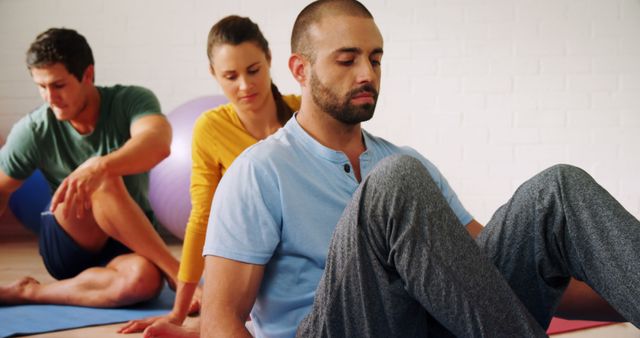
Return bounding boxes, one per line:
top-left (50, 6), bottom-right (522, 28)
top-left (201, 1), bottom-right (640, 337)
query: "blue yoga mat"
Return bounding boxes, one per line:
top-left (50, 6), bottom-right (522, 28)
top-left (0, 285), bottom-right (174, 337)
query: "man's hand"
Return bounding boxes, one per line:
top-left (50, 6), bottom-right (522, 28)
top-left (118, 288), bottom-right (200, 334)
top-left (50, 156), bottom-right (107, 219)
top-left (118, 313), bottom-right (181, 335)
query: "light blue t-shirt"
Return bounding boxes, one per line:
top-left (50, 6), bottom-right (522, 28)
top-left (203, 116), bottom-right (472, 338)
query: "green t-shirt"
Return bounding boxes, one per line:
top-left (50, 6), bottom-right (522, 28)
top-left (0, 85), bottom-right (162, 219)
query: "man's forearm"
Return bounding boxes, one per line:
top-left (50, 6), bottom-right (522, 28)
top-left (99, 131), bottom-right (170, 177)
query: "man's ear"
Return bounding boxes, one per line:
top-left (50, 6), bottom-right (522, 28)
top-left (82, 65), bottom-right (95, 83)
top-left (289, 53), bottom-right (307, 86)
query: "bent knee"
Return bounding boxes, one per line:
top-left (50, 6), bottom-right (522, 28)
top-left (368, 154), bottom-right (428, 184)
top-left (542, 164), bottom-right (591, 185)
top-left (107, 255), bottom-right (163, 306)
top-left (93, 175), bottom-right (129, 199)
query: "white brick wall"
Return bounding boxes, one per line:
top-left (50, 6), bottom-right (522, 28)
top-left (0, 0), bottom-right (638, 223)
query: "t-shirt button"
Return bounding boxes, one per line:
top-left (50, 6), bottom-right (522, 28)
top-left (343, 164), bottom-right (351, 173)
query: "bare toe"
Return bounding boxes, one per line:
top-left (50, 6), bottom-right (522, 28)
top-left (0, 276), bottom-right (40, 304)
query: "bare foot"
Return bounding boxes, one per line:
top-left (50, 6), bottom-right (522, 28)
top-left (0, 276), bottom-right (40, 304)
top-left (143, 320), bottom-right (199, 338)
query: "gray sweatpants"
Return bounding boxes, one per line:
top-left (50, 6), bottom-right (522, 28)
top-left (297, 155), bottom-right (640, 337)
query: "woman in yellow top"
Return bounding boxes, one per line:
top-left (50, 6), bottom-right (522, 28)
top-left (119, 15), bottom-right (300, 336)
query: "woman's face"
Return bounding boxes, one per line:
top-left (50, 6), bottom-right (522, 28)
top-left (210, 42), bottom-right (272, 113)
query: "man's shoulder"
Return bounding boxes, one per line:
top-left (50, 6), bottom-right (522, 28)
top-left (99, 85), bottom-right (159, 108)
top-left (234, 127), bottom-right (297, 170)
top-left (364, 129), bottom-right (416, 155)
top-left (12, 104), bottom-right (51, 136)
top-left (100, 84), bottom-right (154, 97)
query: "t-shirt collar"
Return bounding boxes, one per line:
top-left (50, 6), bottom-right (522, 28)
top-left (285, 112), bottom-right (370, 163)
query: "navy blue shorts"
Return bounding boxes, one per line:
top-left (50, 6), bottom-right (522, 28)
top-left (38, 210), bottom-right (131, 280)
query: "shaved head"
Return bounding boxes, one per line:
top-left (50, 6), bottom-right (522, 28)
top-left (291, 0), bottom-right (373, 61)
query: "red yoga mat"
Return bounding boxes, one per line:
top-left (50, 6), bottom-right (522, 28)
top-left (547, 317), bottom-right (613, 335)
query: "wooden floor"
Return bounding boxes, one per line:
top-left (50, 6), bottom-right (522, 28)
top-left (1, 211), bottom-right (638, 337)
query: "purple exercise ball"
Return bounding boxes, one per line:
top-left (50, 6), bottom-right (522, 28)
top-left (149, 95), bottom-right (228, 240)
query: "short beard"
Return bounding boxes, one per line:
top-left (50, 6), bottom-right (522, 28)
top-left (309, 69), bottom-right (378, 125)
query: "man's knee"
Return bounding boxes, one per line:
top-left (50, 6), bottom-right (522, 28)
top-left (107, 254), bottom-right (163, 306)
top-left (92, 175), bottom-right (129, 200)
top-left (536, 164), bottom-right (591, 189)
top-left (367, 154), bottom-right (432, 190)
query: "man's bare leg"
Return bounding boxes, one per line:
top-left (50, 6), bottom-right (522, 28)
top-left (55, 175), bottom-right (179, 286)
top-left (0, 254), bottom-right (162, 306)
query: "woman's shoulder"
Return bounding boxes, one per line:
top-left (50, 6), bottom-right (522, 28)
top-left (282, 94), bottom-right (301, 111)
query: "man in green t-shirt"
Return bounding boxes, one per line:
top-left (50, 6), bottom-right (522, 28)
top-left (0, 28), bottom-right (182, 308)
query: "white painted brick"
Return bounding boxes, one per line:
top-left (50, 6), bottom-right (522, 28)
top-left (568, 0), bottom-right (621, 19)
top-left (465, 39), bottom-right (513, 58)
top-left (567, 38), bottom-right (619, 56)
top-left (618, 195), bottom-right (639, 219)
top-left (538, 93), bottom-right (590, 110)
top-left (591, 19), bottom-right (625, 38)
top-left (621, 0), bottom-right (640, 20)
top-left (539, 19), bottom-right (590, 40)
top-left (487, 22), bottom-right (538, 40)
top-left (463, 108), bottom-right (514, 128)
top-left (515, 1), bottom-right (567, 21)
top-left (406, 57), bottom-right (439, 76)
top-left (568, 110), bottom-right (620, 128)
top-left (514, 145), bottom-right (566, 164)
top-left (412, 142), bottom-right (464, 163)
top-left (384, 41), bottom-right (414, 61)
top-left (413, 112), bottom-right (462, 129)
top-left (514, 75), bottom-right (565, 92)
top-left (621, 74), bottom-right (640, 90)
top-left (458, 176), bottom-right (514, 204)
top-left (595, 91), bottom-right (640, 110)
top-left (590, 128), bottom-right (639, 146)
top-left (539, 127), bottom-right (591, 145)
top-left (0, 57), bottom-right (31, 82)
top-left (407, 128), bottom-right (438, 148)
top-left (462, 76), bottom-right (512, 93)
top-left (568, 74), bottom-right (619, 91)
top-left (413, 40), bottom-right (464, 59)
top-left (621, 110), bottom-right (640, 126)
top-left (489, 128), bottom-right (539, 145)
top-left (566, 144), bottom-right (619, 167)
top-left (540, 56), bottom-right (591, 74)
top-left (413, 76), bottom-right (461, 96)
top-left (593, 56), bottom-right (640, 73)
top-left (464, 2), bottom-right (515, 23)
top-left (437, 57), bottom-right (491, 76)
top-left (0, 81), bottom-right (38, 99)
top-left (436, 22), bottom-right (489, 40)
top-left (515, 39), bottom-right (566, 57)
top-left (437, 159), bottom-right (489, 184)
top-left (490, 57), bottom-right (539, 75)
top-left (487, 93), bottom-right (537, 111)
top-left (0, 97), bottom-right (41, 115)
top-left (463, 143), bottom-right (513, 162)
top-left (435, 93), bottom-right (485, 112)
top-left (619, 178), bottom-right (640, 197)
top-left (437, 127), bottom-right (489, 145)
top-left (0, 0), bottom-right (637, 229)
top-left (620, 38), bottom-right (640, 56)
top-left (515, 109), bottom-right (566, 128)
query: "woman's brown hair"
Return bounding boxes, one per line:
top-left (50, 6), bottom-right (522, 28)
top-left (207, 15), bottom-right (294, 125)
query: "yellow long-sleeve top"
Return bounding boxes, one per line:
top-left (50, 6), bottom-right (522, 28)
top-left (178, 95), bottom-right (301, 283)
